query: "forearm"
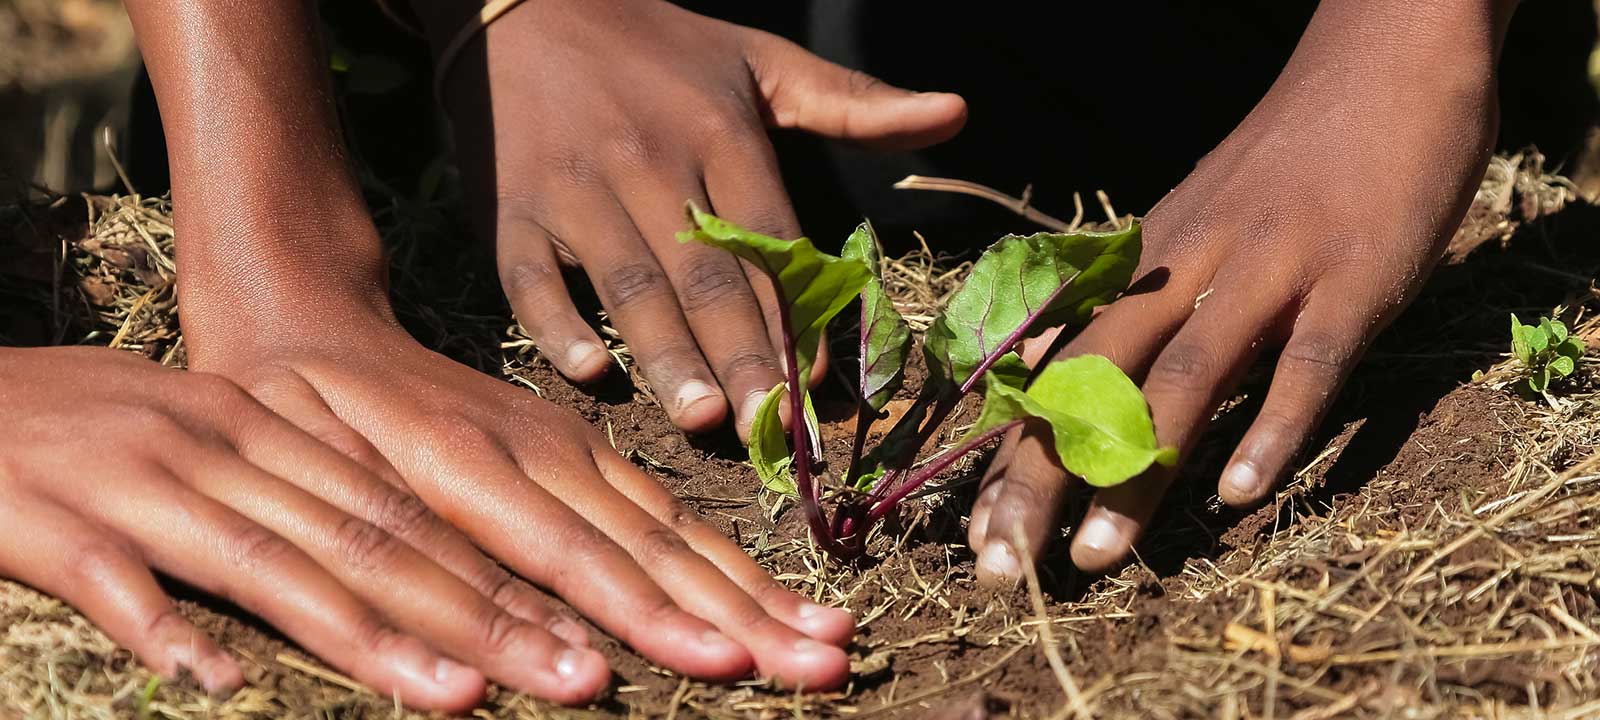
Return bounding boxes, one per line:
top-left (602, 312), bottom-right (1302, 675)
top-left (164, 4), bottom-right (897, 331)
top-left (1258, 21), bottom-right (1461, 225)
top-left (125, 0), bottom-right (390, 358)
top-left (1286, 0), bottom-right (1516, 94)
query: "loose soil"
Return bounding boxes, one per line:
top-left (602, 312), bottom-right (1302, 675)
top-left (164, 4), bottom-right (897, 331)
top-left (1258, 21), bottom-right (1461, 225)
top-left (3, 152), bottom-right (1600, 719)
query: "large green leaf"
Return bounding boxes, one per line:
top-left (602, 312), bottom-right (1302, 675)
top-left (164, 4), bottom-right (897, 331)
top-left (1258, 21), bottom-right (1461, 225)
top-left (748, 383), bottom-right (796, 495)
top-left (964, 355), bottom-right (1176, 488)
top-left (924, 224), bottom-right (1142, 395)
top-left (841, 221), bottom-right (912, 412)
top-left (679, 204), bottom-right (871, 384)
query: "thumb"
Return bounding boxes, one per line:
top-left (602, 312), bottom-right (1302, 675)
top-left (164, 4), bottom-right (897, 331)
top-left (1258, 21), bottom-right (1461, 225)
top-left (744, 32), bottom-right (966, 151)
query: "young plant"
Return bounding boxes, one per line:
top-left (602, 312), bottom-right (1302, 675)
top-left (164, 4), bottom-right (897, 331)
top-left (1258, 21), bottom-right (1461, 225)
top-left (679, 205), bottom-right (1176, 557)
top-left (1510, 314), bottom-right (1585, 396)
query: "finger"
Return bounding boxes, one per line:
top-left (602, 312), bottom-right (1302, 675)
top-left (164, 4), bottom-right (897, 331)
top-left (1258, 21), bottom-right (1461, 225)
top-left (1070, 288), bottom-right (1278, 573)
top-left (0, 495), bottom-right (241, 694)
top-left (179, 449), bottom-right (608, 704)
top-left (390, 433), bottom-right (756, 682)
top-left (571, 447), bottom-right (848, 689)
top-left (498, 222), bottom-right (612, 382)
top-left (84, 472), bottom-right (487, 712)
top-left (1219, 292), bottom-right (1372, 507)
top-left (698, 127), bottom-right (826, 395)
top-left (552, 192), bottom-right (728, 432)
top-left (222, 387), bottom-right (589, 645)
top-left (742, 31), bottom-right (967, 150)
top-left (619, 175), bottom-right (783, 441)
top-left (967, 421), bottom-right (1068, 587)
top-left (590, 450), bottom-right (855, 647)
top-left (967, 289), bottom-right (1190, 584)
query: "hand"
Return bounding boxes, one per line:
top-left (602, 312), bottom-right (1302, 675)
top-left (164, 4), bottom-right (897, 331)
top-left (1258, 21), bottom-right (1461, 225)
top-left (966, 0), bottom-right (1509, 580)
top-left (0, 347), bottom-right (539, 711)
top-left (421, 0), bottom-right (966, 438)
top-left (189, 310), bottom-right (858, 693)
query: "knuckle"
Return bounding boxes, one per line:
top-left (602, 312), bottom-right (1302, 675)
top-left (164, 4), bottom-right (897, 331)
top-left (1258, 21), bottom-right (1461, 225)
top-left (676, 257), bottom-right (745, 312)
top-left (731, 209), bottom-right (795, 241)
top-left (635, 527), bottom-right (694, 568)
top-left (477, 605), bottom-right (529, 655)
top-left (230, 524), bottom-right (295, 574)
top-left (1146, 339), bottom-right (1222, 395)
top-left (333, 517), bottom-right (404, 574)
top-left (720, 348), bottom-right (779, 379)
top-left (479, 568), bottom-right (525, 609)
top-left (367, 492), bottom-right (436, 543)
top-left (432, 416), bottom-right (504, 456)
top-left (352, 613), bottom-right (405, 656)
top-left (555, 521), bottom-right (616, 567)
top-left (143, 607), bottom-right (191, 642)
top-left (693, 105), bottom-right (756, 142)
top-left (502, 261), bottom-right (561, 298)
top-left (603, 261), bottom-right (670, 309)
top-left (662, 502), bottom-right (704, 534)
top-left (116, 405), bottom-right (189, 440)
top-left (544, 150), bottom-right (603, 190)
top-left (1281, 327), bottom-right (1358, 372)
top-left (607, 124), bottom-right (664, 170)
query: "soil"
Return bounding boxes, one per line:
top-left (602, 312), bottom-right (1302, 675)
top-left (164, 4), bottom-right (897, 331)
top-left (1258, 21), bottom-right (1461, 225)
top-left (4, 150), bottom-right (1598, 719)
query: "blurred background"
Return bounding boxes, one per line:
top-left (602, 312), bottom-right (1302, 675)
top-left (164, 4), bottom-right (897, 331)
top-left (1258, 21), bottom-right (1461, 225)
top-left (4, 1), bottom-right (1600, 218)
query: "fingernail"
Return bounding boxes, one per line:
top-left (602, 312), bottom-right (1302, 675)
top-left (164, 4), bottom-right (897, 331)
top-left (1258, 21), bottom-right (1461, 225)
top-left (549, 618), bottom-right (588, 647)
top-left (554, 648), bottom-right (585, 681)
top-left (1222, 461), bottom-right (1262, 497)
top-left (740, 390), bottom-right (768, 424)
top-left (566, 343), bottom-right (606, 372)
top-left (675, 380), bottom-right (720, 413)
top-left (434, 657), bottom-right (471, 685)
top-left (1076, 515), bottom-right (1120, 552)
top-left (978, 542), bottom-right (1021, 580)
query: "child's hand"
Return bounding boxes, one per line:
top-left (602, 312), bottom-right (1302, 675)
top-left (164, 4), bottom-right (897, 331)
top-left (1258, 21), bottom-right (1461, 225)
top-left (188, 309), bottom-right (857, 693)
top-left (0, 347), bottom-right (593, 711)
top-left (418, 0), bottom-right (966, 439)
top-left (966, 0), bottom-right (1511, 581)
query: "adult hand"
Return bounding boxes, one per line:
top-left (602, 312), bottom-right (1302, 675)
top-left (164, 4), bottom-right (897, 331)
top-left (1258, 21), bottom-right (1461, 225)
top-left (417, 0), bottom-right (966, 438)
top-left (188, 310), bottom-right (857, 694)
top-left (966, 0), bottom-right (1512, 581)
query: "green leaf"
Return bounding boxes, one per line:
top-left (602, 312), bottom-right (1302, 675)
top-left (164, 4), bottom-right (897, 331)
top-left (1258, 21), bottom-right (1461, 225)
top-left (1550, 318), bottom-right (1570, 343)
top-left (1511, 315), bottom-right (1532, 365)
top-left (1550, 354), bottom-right (1576, 377)
top-left (964, 355), bottom-right (1177, 488)
top-left (1530, 366), bottom-right (1551, 393)
top-left (1558, 337), bottom-right (1586, 360)
top-left (680, 204), bottom-right (871, 384)
top-left (748, 383), bottom-right (796, 495)
top-left (842, 221), bottom-right (912, 412)
top-left (1529, 325), bottom-right (1550, 354)
top-left (924, 224), bottom-right (1141, 394)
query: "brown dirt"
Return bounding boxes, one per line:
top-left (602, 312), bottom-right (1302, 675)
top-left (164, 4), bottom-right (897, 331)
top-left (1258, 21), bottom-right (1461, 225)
top-left (3, 152), bottom-right (1600, 719)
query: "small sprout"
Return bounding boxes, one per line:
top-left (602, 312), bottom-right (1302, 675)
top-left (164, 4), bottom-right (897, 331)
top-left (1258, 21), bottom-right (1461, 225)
top-left (680, 204), bottom-right (1174, 558)
top-left (1510, 314), bottom-right (1585, 397)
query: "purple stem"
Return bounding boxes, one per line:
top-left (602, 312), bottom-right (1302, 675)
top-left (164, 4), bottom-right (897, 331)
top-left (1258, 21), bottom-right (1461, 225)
top-left (772, 279), bottom-right (842, 553)
top-left (844, 270), bottom-right (1086, 537)
top-left (864, 419), bottom-right (1023, 526)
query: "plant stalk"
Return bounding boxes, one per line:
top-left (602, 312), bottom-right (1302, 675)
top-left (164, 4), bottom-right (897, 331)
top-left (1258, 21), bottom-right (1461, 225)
top-left (774, 288), bottom-right (842, 553)
top-left (863, 419), bottom-right (1024, 526)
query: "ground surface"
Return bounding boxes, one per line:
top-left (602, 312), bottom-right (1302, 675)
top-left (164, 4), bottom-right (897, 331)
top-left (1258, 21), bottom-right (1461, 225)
top-left (2, 151), bottom-right (1599, 719)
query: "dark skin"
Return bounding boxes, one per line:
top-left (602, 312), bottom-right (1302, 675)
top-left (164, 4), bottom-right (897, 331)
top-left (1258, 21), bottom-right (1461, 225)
top-left (968, 0), bottom-right (1519, 579)
top-left (410, 0), bottom-right (968, 440)
top-left (119, 0), bottom-right (855, 709)
top-left (415, 0), bottom-right (1518, 579)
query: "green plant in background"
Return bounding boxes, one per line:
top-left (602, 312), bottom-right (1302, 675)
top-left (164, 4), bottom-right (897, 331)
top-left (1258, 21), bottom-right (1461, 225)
top-left (1511, 314), bottom-right (1585, 395)
top-left (680, 205), bottom-right (1175, 558)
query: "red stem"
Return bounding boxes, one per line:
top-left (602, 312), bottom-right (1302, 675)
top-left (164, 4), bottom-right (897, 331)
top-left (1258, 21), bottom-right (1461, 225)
top-left (864, 419), bottom-right (1023, 526)
top-left (773, 278), bottom-right (843, 553)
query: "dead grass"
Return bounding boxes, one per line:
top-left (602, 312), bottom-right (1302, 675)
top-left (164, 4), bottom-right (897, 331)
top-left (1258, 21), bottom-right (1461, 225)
top-left (2, 153), bottom-right (1599, 719)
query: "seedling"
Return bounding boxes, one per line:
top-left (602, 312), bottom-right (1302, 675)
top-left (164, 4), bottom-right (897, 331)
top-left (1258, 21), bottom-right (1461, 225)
top-left (679, 206), bottom-right (1176, 557)
top-left (1510, 314), bottom-right (1585, 396)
